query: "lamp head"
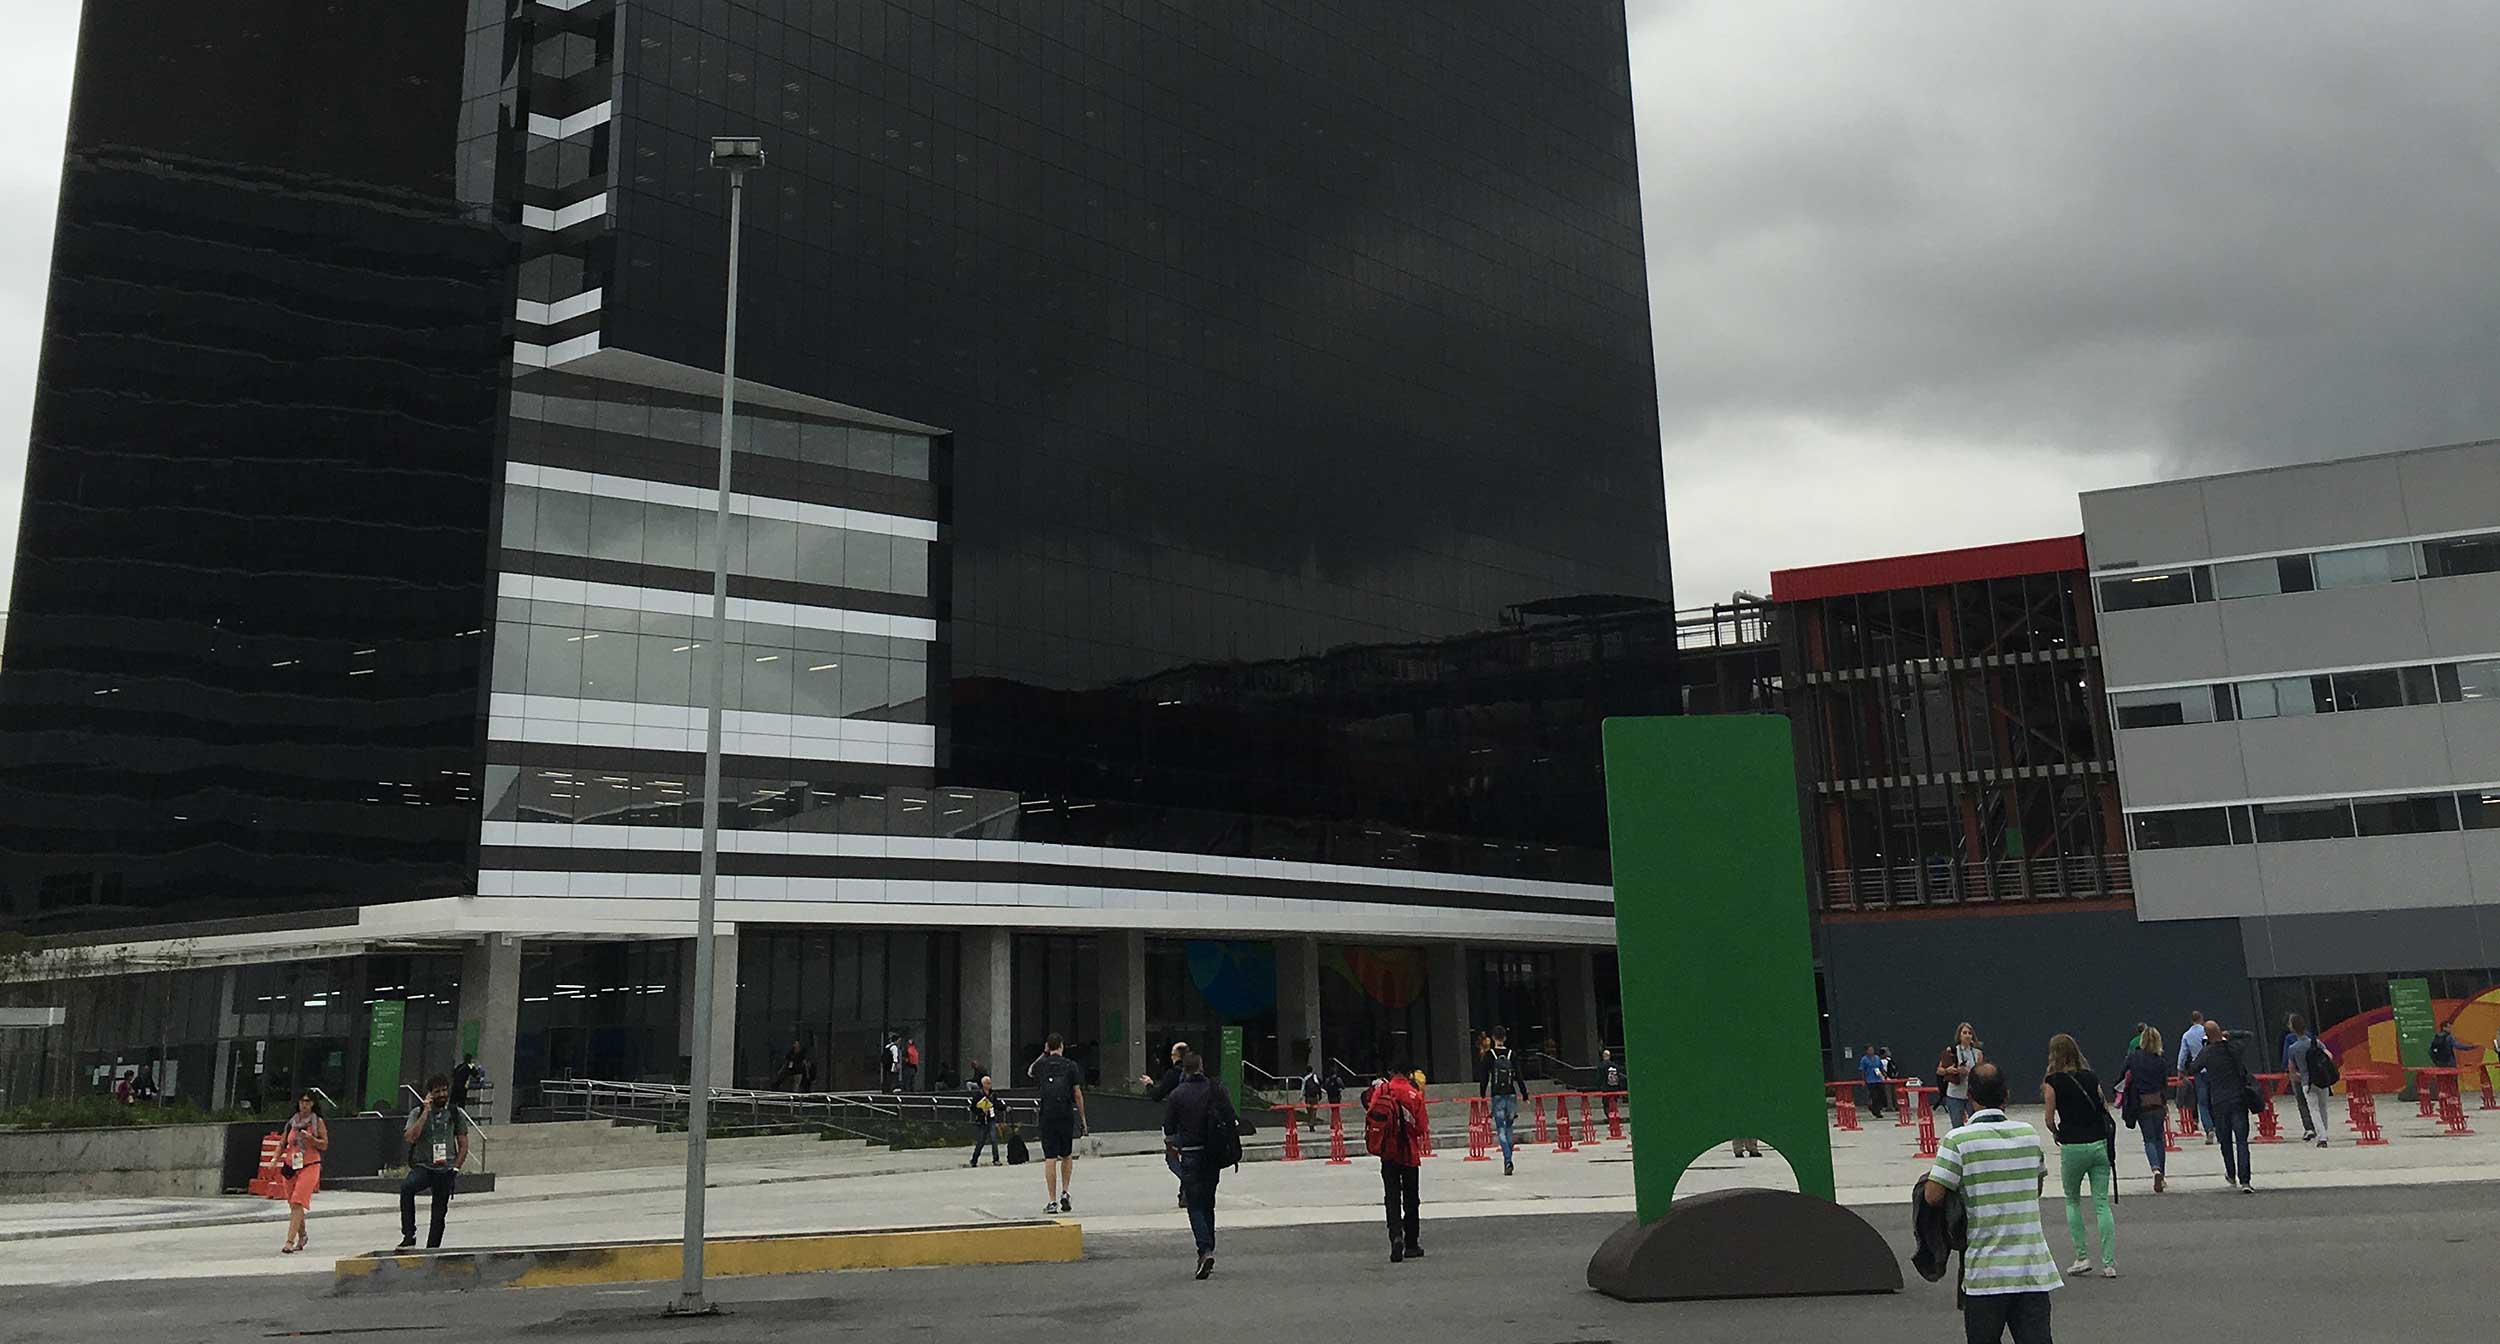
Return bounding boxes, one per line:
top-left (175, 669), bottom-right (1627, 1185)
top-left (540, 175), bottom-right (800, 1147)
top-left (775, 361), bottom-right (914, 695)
top-left (709, 136), bottom-right (765, 170)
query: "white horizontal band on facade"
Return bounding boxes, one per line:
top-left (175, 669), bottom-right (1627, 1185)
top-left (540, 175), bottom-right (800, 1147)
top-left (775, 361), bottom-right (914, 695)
top-left (506, 461), bottom-right (942, 542)
top-left (496, 571), bottom-right (941, 643)
top-left (526, 102), bottom-right (613, 141)
top-left (516, 288), bottom-right (606, 326)
top-left (521, 193), bottom-right (610, 233)
top-left (487, 693), bottom-right (936, 764)
top-left (471, 875), bottom-right (1617, 943)
top-left (2093, 524), bottom-right (2500, 579)
top-left (2107, 651), bottom-right (2500, 696)
top-left (2124, 780), bottom-right (2500, 814)
top-left (534, 0), bottom-right (597, 11)
top-left (478, 820), bottom-right (1615, 907)
top-left (513, 333), bottom-right (603, 368)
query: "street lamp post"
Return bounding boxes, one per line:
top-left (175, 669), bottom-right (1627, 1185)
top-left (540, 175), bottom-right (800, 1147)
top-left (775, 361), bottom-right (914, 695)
top-left (672, 133), bottom-right (764, 1319)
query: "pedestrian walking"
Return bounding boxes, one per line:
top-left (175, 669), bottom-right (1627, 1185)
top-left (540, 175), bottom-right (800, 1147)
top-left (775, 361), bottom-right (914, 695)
top-left (449, 1053), bottom-right (484, 1115)
top-left (967, 1075), bottom-right (1006, 1167)
top-left (2283, 1016), bottom-right (2336, 1148)
top-left (2116, 1025), bottom-right (2171, 1193)
top-left (1366, 1057), bottom-right (1428, 1263)
top-left (2177, 1011), bottom-right (2213, 1141)
top-left (903, 1036), bottom-right (922, 1091)
top-left (2041, 1034), bottom-right (2116, 1278)
top-left (1029, 1033), bottom-right (1087, 1214)
top-left (2187, 1018), bottom-right (2258, 1192)
top-left (1599, 1048), bottom-right (1628, 1131)
top-left (1859, 1043), bottom-right (1892, 1118)
top-left (776, 1038), bottom-right (814, 1092)
top-left (396, 1073), bottom-right (469, 1249)
top-left (1923, 1063), bottom-right (2062, 1342)
top-left (1141, 1041), bottom-right (1191, 1206)
top-left (1482, 1027), bottom-right (1529, 1175)
top-left (1937, 1022), bottom-right (1986, 1128)
top-left (277, 1091), bottom-right (328, 1255)
top-left (1161, 1050), bottom-right (1241, 1280)
top-left (883, 1033), bottom-right (904, 1091)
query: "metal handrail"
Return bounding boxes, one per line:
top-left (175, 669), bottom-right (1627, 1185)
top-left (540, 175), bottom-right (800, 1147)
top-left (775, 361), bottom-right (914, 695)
top-left (536, 1078), bottom-right (1031, 1144)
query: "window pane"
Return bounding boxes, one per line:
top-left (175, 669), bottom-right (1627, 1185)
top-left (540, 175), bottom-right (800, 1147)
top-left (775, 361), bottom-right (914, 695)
top-left (2462, 791), bottom-right (2500, 831)
top-left (588, 494), bottom-right (643, 563)
top-left (2331, 668), bottom-right (2405, 712)
top-left (745, 517), bottom-right (798, 582)
top-left (500, 485), bottom-right (538, 551)
top-left (743, 647), bottom-right (793, 715)
top-left (2421, 534), bottom-right (2500, 580)
top-left (2227, 805), bottom-right (2255, 845)
top-left (638, 635), bottom-right (696, 708)
top-left (2313, 543), bottom-right (2414, 589)
top-left (2351, 794), bottom-right (2459, 837)
top-left (536, 489), bottom-right (590, 557)
top-left (578, 630), bottom-right (636, 702)
top-left (845, 531), bottom-right (894, 593)
top-left (794, 654), bottom-right (842, 717)
top-left (646, 501), bottom-right (698, 571)
top-left (2213, 558), bottom-right (2284, 600)
top-left (2114, 686), bottom-right (2216, 729)
top-left (2131, 809), bottom-right (2234, 850)
top-left (525, 624), bottom-right (583, 698)
top-left (2400, 665), bottom-right (2438, 706)
top-left (2455, 659), bottom-right (2500, 703)
top-left (796, 521), bottom-right (845, 586)
top-left (2253, 800), bottom-right (2355, 843)
top-left (491, 627), bottom-right (527, 692)
top-left (2101, 569), bottom-right (2201, 612)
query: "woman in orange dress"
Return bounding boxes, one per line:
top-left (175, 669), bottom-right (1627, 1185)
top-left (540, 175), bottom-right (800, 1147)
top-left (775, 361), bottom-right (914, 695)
top-left (278, 1091), bottom-right (328, 1254)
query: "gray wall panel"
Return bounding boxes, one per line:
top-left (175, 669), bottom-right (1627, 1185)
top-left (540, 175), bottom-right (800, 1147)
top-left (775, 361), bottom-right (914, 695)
top-left (2468, 832), bottom-right (2500, 903)
top-left (1822, 907), bottom-right (2249, 1085)
top-left (2201, 460), bottom-right (2410, 559)
top-left (2395, 443), bottom-right (2500, 537)
top-left (2416, 572), bottom-right (2500, 659)
top-left (2240, 907), bottom-right (2500, 979)
top-left (2236, 706), bottom-right (2456, 799)
top-left (2217, 586), bottom-right (2429, 676)
top-left (2133, 847), bottom-right (2266, 920)
top-left (2101, 605), bottom-right (2230, 688)
top-left (2441, 703), bottom-right (2500, 783)
top-left (2080, 482), bottom-right (2211, 570)
top-left (2252, 834), bottom-right (2474, 914)
top-left (2111, 723), bottom-right (2249, 808)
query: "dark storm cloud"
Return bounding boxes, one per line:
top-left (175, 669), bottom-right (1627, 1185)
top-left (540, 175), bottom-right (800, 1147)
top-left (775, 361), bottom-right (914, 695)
top-left (1629, 0), bottom-right (2500, 600)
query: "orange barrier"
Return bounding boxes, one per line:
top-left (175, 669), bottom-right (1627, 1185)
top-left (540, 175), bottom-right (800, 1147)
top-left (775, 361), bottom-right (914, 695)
top-left (1325, 1102), bottom-right (1352, 1165)
top-left (1554, 1095), bottom-right (1578, 1152)
top-left (2169, 1076), bottom-right (2202, 1138)
top-left (2252, 1075), bottom-right (2285, 1144)
top-left (1603, 1091), bottom-right (1627, 1141)
top-left (1577, 1093), bottom-right (1601, 1146)
top-left (1531, 1094), bottom-right (1551, 1145)
top-left (2482, 1068), bottom-right (2498, 1113)
top-left (1892, 1080), bottom-right (1916, 1128)
top-left (2421, 1068), bottom-right (2475, 1137)
top-left (1417, 1098), bottom-right (1436, 1158)
top-left (1827, 1081), bottom-right (1860, 1132)
top-left (2347, 1074), bottom-right (2388, 1146)
top-left (1464, 1097), bottom-right (1494, 1162)
top-left (2417, 1070), bottom-right (2439, 1119)
top-left (1912, 1086), bottom-right (1939, 1158)
top-left (1273, 1105), bottom-right (1304, 1161)
top-left (245, 1132), bottom-right (287, 1200)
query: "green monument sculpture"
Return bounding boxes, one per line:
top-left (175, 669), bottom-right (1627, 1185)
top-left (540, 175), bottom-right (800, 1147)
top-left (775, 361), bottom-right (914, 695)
top-left (1588, 715), bottom-right (1900, 1301)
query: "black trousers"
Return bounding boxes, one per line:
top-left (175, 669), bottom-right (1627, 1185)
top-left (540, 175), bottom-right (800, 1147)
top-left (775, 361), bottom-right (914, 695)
top-left (1380, 1161), bottom-right (1420, 1247)
top-left (399, 1166), bottom-right (457, 1247)
top-left (1962, 1290), bottom-right (2052, 1343)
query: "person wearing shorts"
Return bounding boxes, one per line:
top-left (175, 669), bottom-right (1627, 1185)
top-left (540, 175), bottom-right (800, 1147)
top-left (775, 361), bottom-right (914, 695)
top-left (1028, 1033), bottom-right (1087, 1214)
top-left (278, 1091), bottom-right (328, 1255)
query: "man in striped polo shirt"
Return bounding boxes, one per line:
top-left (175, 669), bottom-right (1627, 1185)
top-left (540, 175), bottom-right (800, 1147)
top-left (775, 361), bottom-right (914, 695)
top-left (1922, 1063), bottom-right (2061, 1343)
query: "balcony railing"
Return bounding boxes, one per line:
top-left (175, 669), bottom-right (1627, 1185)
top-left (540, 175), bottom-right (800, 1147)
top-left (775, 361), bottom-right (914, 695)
top-left (1820, 853), bottom-right (2132, 913)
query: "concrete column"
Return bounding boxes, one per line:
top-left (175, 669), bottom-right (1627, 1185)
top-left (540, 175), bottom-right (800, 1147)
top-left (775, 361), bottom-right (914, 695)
top-left (1559, 944), bottom-right (1603, 1064)
top-left (1277, 936), bottom-right (1321, 1078)
top-left (1427, 942), bottom-right (1471, 1083)
top-left (960, 928), bottom-right (1015, 1085)
top-left (209, 966), bottom-right (239, 1112)
top-left (1096, 930), bottom-right (1147, 1087)
top-left (458, 935), bottom-right (522, 1124)
top-left (708, 927), bottom-right (740, 1090)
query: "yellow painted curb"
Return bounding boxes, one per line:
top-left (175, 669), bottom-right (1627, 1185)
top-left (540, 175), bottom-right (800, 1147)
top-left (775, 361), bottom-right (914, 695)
top-left (333, 1219), bottom-right (1080, 1293)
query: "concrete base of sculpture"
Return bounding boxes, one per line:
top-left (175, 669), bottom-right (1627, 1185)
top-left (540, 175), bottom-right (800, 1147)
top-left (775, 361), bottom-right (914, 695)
top-left (1587, 1188), bottom-right (1903, 1302)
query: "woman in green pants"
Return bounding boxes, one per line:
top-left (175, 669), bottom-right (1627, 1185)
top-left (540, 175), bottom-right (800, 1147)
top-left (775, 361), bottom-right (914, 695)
top-left (2042, 1033), bottom-right (2118, 1278)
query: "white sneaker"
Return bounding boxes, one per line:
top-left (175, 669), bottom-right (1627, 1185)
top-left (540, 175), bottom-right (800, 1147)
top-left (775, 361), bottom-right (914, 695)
top-left (2101, 1267), bottom-right (2118, 1279)
top-left (2066, 1259), bottom-right (2093, 1276)
top-left (2315, 1139), bottom-right (2329, 1149)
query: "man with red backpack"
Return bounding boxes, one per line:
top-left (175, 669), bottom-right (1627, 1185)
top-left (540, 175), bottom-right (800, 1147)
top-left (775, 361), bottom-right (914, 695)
top-left (1366, 1057), bottom-right (1428, 1263)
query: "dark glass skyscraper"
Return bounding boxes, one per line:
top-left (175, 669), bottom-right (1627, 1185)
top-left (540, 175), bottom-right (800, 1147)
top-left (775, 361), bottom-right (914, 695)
top-left (1, 2), bottom-right (1665, 1112)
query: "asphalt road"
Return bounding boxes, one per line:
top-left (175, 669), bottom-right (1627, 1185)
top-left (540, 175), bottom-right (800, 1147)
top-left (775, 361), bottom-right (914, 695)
top-left (3, 1184), bottom-right (2488, 1344)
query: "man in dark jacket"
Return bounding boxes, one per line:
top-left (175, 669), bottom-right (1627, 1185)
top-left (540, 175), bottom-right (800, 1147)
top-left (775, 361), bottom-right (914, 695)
top-left (1162, 1051), bottom-right (1237, 1280)
top-left (2189, 1019), bottom-right (2260, 1193)
top-left (1141, 1041), bottom-right (1190, 1207)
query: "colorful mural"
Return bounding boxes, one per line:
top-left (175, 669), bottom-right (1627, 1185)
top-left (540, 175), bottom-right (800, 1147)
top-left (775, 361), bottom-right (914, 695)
top-left (1327, 945), bottom-right (1427, 1008)
top-left (2313, 984), bottom-right (2500, 1088)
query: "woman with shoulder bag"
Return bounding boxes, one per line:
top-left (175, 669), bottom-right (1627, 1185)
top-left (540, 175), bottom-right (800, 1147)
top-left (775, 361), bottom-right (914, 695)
top-left (1936, 1023), bottom-right (1984, 1128)
top-left (278, 1091), bottom-right (329, 1255)
top-left (2042, 1034), bottom-right (2117, 1278)
top-left (2115, 1024), bottom-right (2173, 1194)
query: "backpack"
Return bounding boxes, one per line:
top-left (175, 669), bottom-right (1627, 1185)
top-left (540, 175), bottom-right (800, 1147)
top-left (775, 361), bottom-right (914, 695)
top-left (1302, 1073), bottom-right (1324, 1103)
top-left (1486, 1049), bottom-right (1518, 1097)
top-left (2303, 1039), bottom-right (2339, 1091)
top-left (1206, 1087), bottom-right (1245, 1170)
top-left (1364, 1083), bottom-right (1408, 1158)
top-left (1006, 1131), bottom-right (1030, 1165)
top-left (1035, 1055), bottom-right (1080, 1114)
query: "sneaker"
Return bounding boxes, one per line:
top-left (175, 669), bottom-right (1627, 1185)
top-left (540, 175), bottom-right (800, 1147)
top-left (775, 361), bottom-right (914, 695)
top-left (1059, 1195), bottom-right (1073, 1214)
top-left (2239, 1182), bottom-right (2255, 1194)
top-left (1403, 1243), bottom-right (1425, 1259)
top-left (1503, 1161), bottom-right (1514, 1176)
top-left (1044, 1201), bottom-right (1062, 1215)
top-left (2153, 1171), bottom-right (2166, 1194)
top-left (396, 1236), bottom-right (417, 1251)
top-left (1195, 1255), bottom-right (1214, 1281)
top-left (2300, 1131), bottom-right (2316, 1143)
top-left (2101, 1267), bottom-right (2118, 1280)
top-left (2067, 1259), bottom-right (2093, 1276)
top-left (1390, 1238), bottom-right (1405, 1264)
top-left (2315, 1139), bottom-right (2328, 1149)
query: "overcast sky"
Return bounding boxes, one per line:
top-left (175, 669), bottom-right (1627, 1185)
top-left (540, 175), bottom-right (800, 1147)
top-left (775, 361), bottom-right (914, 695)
top-left (2, 3), bottom-right (2496, 608)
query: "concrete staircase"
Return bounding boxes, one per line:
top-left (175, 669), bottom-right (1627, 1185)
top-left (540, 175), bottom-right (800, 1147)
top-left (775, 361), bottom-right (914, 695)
top-left (479, 1120), bottom-right (870, 1177)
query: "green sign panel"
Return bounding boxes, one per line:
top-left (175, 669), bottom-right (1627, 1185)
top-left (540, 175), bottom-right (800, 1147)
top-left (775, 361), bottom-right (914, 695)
top-left (2390, 977), bottom-right (2436, 1070)
top-left (366, 1001), bottom-right (407, 1110)
top-left (460, 1017), bottom-right (481, 1061)
top-left (1603, 716), bottom-right (1835, 1221)
top-left (1219, 1025), bottom-right (1245, 1112)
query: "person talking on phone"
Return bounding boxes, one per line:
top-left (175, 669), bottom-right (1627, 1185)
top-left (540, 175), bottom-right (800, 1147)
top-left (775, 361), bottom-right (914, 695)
top-left (397, 1073), bottom-right (470, 1250)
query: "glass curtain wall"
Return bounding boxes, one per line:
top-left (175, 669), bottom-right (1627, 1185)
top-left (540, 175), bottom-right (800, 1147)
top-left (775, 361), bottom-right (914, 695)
top-left (1318, 943), bottom-right (1432, 1078)
top-left (1011, 934), bottom-right (1100, 1083)
top-left (732, 929), bottom-right (960, 1092)
top-left (1143, 938), bottom-right (1280, 1077)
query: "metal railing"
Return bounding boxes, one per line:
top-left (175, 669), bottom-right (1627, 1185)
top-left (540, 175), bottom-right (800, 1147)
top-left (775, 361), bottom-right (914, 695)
top-left (1820, 853), bottom-right (2133, 912)
top-left (538, 1077), bottom-right (1038, 1144)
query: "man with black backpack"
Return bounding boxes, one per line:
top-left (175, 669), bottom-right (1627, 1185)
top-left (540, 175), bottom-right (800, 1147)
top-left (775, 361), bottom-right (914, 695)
top-left (1028, 1033), bottom-right (1087, 1215)
top-left (1162, 1050), bottom-right (1239, 1280)
top-left (1368, 1056), bottom-right (1428, 1263)
top-left (2284, 1015), bottom-right (2336, 1148)
top-left (1481, 1027), bottom-right (1529, 1176)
